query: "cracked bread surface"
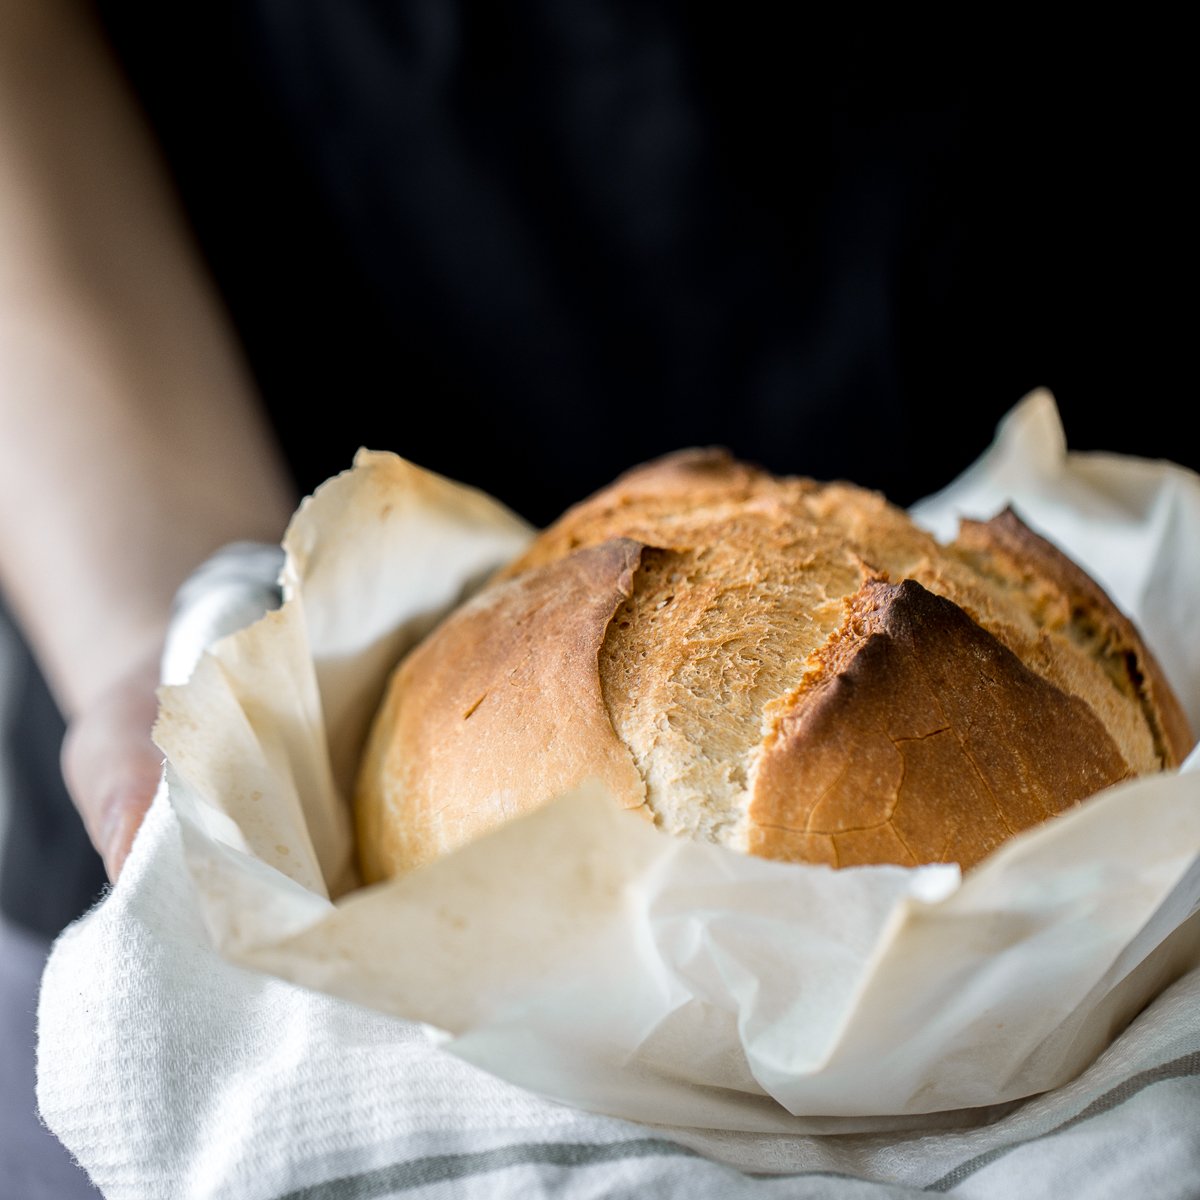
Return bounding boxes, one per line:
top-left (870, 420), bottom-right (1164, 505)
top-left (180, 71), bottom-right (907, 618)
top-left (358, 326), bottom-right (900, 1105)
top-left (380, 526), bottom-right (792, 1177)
top-left (355, 450), bottom-right (1193, 879)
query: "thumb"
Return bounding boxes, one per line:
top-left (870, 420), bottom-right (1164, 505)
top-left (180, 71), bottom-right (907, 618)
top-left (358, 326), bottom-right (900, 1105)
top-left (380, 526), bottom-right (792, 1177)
top-left (61, 653), bottom-right (163, 882)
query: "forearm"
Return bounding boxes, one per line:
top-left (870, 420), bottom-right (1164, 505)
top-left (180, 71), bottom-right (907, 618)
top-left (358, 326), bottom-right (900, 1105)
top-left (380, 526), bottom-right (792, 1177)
top-left (0, 0), bottom-right (295, 717)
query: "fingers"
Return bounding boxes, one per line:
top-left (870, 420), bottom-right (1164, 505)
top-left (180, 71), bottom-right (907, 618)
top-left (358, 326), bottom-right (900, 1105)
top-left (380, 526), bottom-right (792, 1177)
top-left (57, 544), bottom-right (285, 884)
top-left (61, 651), bottom-right (163, 882)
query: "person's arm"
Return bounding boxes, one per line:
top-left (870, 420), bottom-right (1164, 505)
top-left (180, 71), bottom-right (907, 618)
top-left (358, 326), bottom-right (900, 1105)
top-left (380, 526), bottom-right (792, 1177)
top-left (0, 0), bottom-right (296, 878)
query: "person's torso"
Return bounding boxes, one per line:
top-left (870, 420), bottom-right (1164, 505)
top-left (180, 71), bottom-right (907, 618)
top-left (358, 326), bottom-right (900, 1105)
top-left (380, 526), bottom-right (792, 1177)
top-left (93, 2), bottom-right (1190, 523)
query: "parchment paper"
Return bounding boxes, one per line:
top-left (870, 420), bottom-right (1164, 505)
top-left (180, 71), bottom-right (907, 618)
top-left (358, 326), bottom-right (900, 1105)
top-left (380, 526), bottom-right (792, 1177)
top-left (154, 391), bottom-right (1200, 1132)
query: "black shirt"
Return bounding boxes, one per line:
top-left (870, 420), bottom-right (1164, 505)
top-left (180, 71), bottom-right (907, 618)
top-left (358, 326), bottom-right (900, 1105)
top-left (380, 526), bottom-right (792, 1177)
top-left (92, 4), bottom-right (1196, 523)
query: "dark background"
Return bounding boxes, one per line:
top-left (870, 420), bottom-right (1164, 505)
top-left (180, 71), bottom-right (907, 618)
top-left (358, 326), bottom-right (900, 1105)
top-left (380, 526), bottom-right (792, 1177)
top-left (89, 3), bottom-right (1194, 526)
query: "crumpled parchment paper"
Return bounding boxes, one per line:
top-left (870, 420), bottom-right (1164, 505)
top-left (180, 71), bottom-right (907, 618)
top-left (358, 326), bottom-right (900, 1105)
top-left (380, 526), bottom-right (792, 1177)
top-left (153, 390), bottom-right (1200, 1132)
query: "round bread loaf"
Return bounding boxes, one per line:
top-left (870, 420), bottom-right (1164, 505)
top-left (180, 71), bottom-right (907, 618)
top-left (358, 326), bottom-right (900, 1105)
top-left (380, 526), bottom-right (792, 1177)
top-left (355, 450), bottom-right (1194, 879)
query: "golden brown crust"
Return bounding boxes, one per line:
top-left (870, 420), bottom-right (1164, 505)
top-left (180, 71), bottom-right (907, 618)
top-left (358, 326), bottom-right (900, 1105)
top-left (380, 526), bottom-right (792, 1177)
top-left (498, 448), bottom-right (804, 579)
top-left (357, 451), bottom-right (1191, 877)
top-left (953, 508), bottom-right (1195, 766)
top-left (748, 579), bottom-right (1132, 870)
top-left (356, 538), bottom-right (648, 880)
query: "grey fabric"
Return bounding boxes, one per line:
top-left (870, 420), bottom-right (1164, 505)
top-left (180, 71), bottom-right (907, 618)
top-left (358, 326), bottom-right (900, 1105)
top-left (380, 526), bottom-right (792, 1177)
top-left (0, 601), bottom-right (107, 1192)
top-left (0, 915), bottom-right (102, 1198)
top-left (0, 596), bottom-right (106, 941)
top-left (270, 1139), bottom-right (912, 1199)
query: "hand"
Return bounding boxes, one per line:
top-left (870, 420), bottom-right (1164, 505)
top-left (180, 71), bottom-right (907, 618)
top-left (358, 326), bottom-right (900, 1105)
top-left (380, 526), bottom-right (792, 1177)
top-left (61, 647), bottom-right (163, 883)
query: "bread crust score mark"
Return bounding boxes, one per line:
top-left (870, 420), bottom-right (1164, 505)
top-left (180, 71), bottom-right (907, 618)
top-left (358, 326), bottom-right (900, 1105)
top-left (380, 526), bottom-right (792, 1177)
top-left (749, 578), bottom-right (1132, 870)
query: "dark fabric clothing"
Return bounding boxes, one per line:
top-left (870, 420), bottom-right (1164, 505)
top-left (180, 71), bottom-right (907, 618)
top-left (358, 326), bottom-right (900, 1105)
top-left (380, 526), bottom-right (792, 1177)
top-left (89, 5), bottom-right (1195, 527)
top-left (0, 599), bottom-right (107, 939)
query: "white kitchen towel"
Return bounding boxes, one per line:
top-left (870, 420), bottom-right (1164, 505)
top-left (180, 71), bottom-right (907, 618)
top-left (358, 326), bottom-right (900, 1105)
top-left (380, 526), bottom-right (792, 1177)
top-left (37, 392), bottom-right (1200, 1197)
top-left (36, 784), bottom-right (1200, 1199)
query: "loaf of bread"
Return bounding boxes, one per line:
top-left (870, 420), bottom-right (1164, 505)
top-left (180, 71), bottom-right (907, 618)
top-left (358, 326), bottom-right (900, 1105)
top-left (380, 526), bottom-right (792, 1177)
top-left (355, 450), bottom-right (1194, 879)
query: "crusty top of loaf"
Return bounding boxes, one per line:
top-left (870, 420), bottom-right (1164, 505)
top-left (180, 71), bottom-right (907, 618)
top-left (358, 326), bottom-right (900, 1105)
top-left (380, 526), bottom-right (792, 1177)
top-left (355, 450), bottom-right (1193, 879)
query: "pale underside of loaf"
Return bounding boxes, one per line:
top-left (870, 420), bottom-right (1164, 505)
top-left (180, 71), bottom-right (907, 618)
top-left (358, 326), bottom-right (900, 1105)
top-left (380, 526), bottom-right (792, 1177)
top-left (355, 450), bottom-right (1193, 880)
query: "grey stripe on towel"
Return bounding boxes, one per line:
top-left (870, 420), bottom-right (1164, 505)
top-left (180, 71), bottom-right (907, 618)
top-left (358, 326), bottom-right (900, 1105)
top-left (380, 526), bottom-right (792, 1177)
top-left (272, 1052), bottom-right (1200, 1200)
